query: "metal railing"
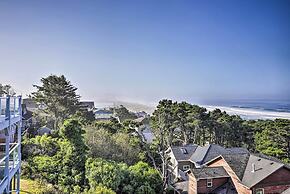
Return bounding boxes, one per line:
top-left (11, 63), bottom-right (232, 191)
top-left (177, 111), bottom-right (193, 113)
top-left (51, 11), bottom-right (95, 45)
top-left (0, 96), bottom-right (22, 193)
top-left (0, 143), bottom-right (20, 180)
top-left (0, 96), bottom-right (21, 121)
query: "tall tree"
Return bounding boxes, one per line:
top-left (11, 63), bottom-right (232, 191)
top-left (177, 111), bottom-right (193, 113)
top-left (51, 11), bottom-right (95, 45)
top-left (31, 75), bottom-right (80, 129)
top-left (0, 83), bottom-right (15, 96)
top-left (57, 119), bottom-right (88, 193)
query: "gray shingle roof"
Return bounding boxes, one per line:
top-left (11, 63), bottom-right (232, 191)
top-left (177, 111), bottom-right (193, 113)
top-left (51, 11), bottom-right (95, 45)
top-left (190, 144), bottom-right (249, 165)
top-left (241, 154), bottom-right (285, 188)
top-left (171, 144), bottom-right (198, 161)
top-left (221, 153), bottom-right (250, 180)
top-left (190, 144), bottom-right (212, 164)
top-left (171, 144), bottom-right (249, 164)
top-left (173, 181), bottom-right (188, 194)
top-left (192, 166), bottom-right (229, 179)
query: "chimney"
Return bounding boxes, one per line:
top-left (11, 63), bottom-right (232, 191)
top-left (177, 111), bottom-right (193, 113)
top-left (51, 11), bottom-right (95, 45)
top-left (251, 163), bottom-right (256, 173)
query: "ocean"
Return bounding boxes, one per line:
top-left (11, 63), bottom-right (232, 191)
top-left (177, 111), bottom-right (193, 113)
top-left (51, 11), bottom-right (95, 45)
top-left (202, 100), bottom-right (290, 120)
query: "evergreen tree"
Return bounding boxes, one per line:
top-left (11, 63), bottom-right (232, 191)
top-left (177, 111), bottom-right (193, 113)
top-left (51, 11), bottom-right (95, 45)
top-left (31, 75), bottom-right (80, 129)
top-left (57, 119), bottom-right (88, 193)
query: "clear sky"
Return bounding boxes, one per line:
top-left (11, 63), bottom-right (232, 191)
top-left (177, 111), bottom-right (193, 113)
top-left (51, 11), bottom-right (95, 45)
top-left (0, 0), bottom-right (289, 104)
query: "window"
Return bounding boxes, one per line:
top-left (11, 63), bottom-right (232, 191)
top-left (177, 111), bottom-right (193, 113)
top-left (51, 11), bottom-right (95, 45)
top-left (207, 179), bottom-right (213, 188)
top-left (183, 165), bottom-right (190, 171)
top-left (256, 188), bottom-right (264, 194)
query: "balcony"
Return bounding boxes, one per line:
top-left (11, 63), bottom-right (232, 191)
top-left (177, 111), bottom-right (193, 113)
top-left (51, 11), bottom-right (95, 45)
top-left (0, 96), bottom-right (22, 194)
top-left (0, 97), bottom-right (21, 131)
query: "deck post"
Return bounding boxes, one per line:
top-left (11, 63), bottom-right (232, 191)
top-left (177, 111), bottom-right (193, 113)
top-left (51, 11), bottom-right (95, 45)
top-left (16, 96), bottom-right (22, 194)
top-left (4, 96), bottom-right (11, 193)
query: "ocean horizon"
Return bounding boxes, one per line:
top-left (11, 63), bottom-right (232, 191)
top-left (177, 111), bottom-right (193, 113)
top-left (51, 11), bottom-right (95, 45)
top-left (202, 99), bottom-right (290, 120)
top-left (93, 99), bottom-right (290, 120)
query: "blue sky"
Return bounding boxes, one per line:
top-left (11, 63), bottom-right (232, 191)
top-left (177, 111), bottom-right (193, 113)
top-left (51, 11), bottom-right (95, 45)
top-left (0, 0), bottom-right (289, 104)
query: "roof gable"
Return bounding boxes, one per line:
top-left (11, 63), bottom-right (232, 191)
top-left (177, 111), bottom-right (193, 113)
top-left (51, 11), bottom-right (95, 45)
top-left (241, 154), bottom-right (284, 188)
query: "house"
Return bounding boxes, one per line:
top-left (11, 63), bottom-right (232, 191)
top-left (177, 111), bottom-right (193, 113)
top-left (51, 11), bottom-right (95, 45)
top-left (167, 144), bottom-right (248, 182)
top-left (94, 109), bottom-right (114, 120)
top-left (168, 144), bottom-right (290, 194)
top-left (135, 111), bottom-right (148, 118)
top-left (188, 166), bottom-right (237, 194)
top-left (22, 98), bottom-right (38, 111)
top-left (79, 101), bottom-right (95, 110)
top-left (205, 153), bottom-right (290, 194)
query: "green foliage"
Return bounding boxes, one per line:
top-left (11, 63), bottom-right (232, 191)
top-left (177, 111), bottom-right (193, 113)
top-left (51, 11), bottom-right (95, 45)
top-left (86, 158), bottom-right (128, 191)
top-left (93, 186), bottom-right (116, 194)
top-left (73, 109), bottom-right (96, 125)
top-left (31, 75), bottom-right (80, 129)
top-left (92, 118), bottom-right (122, 134)
top-left (31, 156), bottom-right (59, 185)
top-left (85, 124), bottom-right (145, 165)
top-left (128, 161), bottom-right (162, 193)
top-left (114, 105), bottom-right (137, 122)
top-left (86, 158), bottom-right (162, 194)
top-left (254, 119), bottom-right (290, 163)
top-left (22, 134), bottom-right (59, 160)
top-left (22, 119), bottom-right (88, 193)
top-left (151, 99), bottom-right (252, 148)
top-left (57, 119), bottom-right (88, 193)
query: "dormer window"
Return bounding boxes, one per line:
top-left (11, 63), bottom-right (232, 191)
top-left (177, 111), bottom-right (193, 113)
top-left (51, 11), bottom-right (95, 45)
top-left (180, 148), bottom-right (188, 154)
top-left (207, 178), bottom-right (213, 187)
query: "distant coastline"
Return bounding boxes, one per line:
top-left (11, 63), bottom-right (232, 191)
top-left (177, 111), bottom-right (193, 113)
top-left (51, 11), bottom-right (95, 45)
top-left (94, 99), bottom-right (290, 120)
top-left (202, 99), bottom-right (290, 120)
top-left (203, 105), bottom-right (290, 120)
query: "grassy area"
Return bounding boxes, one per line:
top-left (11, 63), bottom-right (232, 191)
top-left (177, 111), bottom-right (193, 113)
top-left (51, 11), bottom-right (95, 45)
top-left (20, 179), bottom-right (54, 194)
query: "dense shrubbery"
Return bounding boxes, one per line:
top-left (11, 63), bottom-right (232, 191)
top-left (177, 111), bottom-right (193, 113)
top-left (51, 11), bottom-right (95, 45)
top-left (85, 120), bottom-right (145, 165)
top-left (23, 119), bottom-right (88, 193)
top-left (86, 158), bottom-right (162, 194)
top-left (22, 118), bottom-right (161, 193)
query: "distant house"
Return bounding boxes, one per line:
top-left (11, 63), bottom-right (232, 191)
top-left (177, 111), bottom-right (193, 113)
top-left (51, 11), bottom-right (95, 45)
top-left (22, 98), bottom-right (46, 111)
top-left (94, 109), bottom-right (114, 120)
top-left (135, 111), bottom-right (148, 118)
top-left (22, 98), bottom-right (38, 111)
top-left (79, 101), bottom-right (95, 110)
top-left (167, 144), bottom-right (290, 194)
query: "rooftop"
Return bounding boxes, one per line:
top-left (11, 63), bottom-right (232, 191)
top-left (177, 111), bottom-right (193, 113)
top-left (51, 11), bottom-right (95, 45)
top-left (171, 144), bottom-right (198, 161)
top-left (191, 166), bottom-right (229, 179)
top-left (170, 144), bottom-right (249, 165)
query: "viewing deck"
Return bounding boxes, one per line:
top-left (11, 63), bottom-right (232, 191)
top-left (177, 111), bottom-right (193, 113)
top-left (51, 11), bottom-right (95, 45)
top-left (0, 96), bottom-right (22, 194)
